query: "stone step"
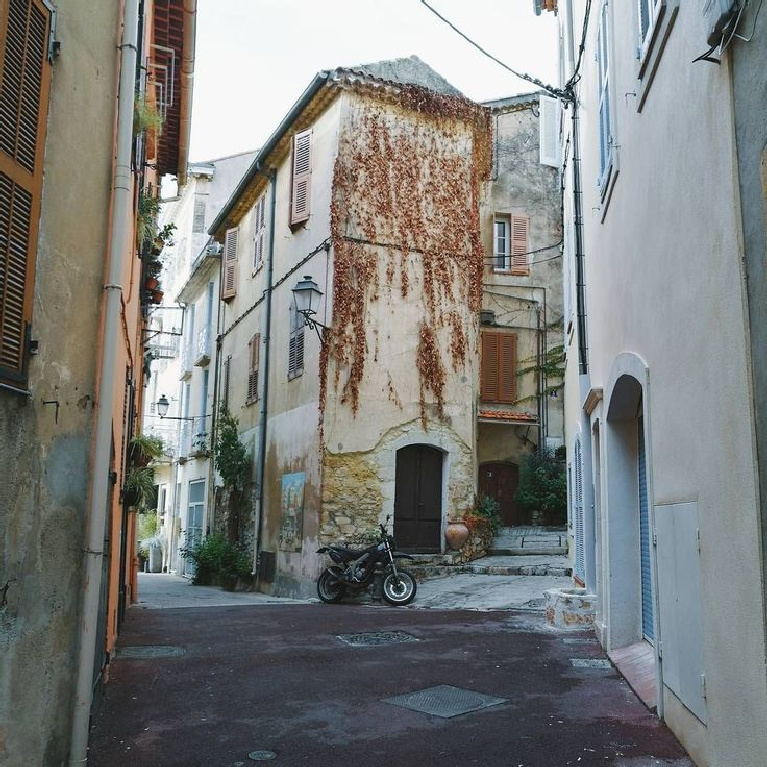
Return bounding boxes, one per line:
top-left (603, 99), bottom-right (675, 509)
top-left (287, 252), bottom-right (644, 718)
top-left (407, 561), bottom-right (572, 581)
top-left (490, 547), bottom-right (568, 556)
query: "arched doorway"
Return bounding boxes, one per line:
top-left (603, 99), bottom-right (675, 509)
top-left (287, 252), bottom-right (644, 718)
top-left (394, 444), bottom-right (443, 552)
top-left (479, 462), bottom-right (520, 526)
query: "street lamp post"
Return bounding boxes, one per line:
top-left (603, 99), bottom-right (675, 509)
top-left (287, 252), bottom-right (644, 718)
top-left (291, 275), bottom-right (328, 341)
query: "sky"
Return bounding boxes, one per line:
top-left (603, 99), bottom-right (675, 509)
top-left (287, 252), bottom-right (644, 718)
top-left (188, 0), bottom-right (559, 163)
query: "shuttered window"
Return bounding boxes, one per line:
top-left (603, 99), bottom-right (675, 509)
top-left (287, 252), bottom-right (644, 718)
top-left (538, 94), bottom-right (560, 167)
top-left (192, 195), bottom-right (206, 233)
top-left (0, 0), bottom-right (52, 387)
top-left (288, 325), bottom-right (304, 380)
top-left (222, 354), bottom-right (231, 409)
top-left (597, 2), bottom-right (613, 192)
top-left (493, 215), bottom-right (529, 274)
top-left (221, 227), bottom-right (238, 300)
top-left (480, 331), bottom-right (517, 403)
top-left (246, 334), bottom-right (259, 405)
top-left (290, 129), bottom-right (312, 226)
top-left (252, 194), bottom-right (266, 274)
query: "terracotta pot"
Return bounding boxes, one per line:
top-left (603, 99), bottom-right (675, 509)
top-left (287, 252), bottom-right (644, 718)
top-left (145, 276), bottom-right (159, 291)
top-left (151, 289), bottom-right (164, 305)
top-left (445, 521), bottom-right (470, 551)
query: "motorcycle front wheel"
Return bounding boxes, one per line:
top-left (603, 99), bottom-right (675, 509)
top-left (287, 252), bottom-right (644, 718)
top-left (317, 570), bottom-right (345, 603)
top-left (382, 569), bottom-right (417, 606)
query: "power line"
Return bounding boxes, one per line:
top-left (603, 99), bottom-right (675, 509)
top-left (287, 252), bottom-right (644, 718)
top-left (419, 0), bottom-right (570, 100)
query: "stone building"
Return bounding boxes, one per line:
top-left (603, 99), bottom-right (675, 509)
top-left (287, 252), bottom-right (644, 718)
top-left (207, 57), bottom-right (562, 598)
top-left (0, 1), bottom-right (195, 763)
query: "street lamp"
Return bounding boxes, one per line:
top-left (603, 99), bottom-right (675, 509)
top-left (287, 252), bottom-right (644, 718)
top-left (292, 275), bottom-right (328, 340)
top-left (156, 394), bottom-right (195, 421)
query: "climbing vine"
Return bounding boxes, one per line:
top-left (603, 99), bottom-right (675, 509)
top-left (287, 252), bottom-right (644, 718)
top-left (322, 83), bottom-right (491, 426)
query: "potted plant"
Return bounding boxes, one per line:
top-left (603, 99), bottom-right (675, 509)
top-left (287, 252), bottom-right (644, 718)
top-left (123, 465), bottom-right (155, 508)
top-left (129, 433), bottom-right (164, 467)
top-left (151, 289), bottom-right (164, 305)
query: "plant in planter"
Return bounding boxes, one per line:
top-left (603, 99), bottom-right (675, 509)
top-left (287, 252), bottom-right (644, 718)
top-left (213, 403), bottom-right (251, 544)
top-left (137, 191), bottom-right (161, 247)
top-left (123, 465), bottom-right (155, 509)
top-left (129, 433), bottom-right (164, 467)
top-left (514, 447), bottom-right (567, 526)
top-left (151, 289), bottom-right (164, 305)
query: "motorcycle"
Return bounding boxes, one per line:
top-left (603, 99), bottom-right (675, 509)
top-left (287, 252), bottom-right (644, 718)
top-left (316, 522), bottom-right (417, 606)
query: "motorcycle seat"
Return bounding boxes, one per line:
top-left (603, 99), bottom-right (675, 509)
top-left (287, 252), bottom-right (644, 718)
top-left (332, 546), bottom-right (370, 558)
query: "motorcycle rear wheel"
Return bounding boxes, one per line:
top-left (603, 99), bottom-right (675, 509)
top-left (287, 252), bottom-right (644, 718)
top-left (317, 570), bottom-right (345, 603)
top-left (382, 569), bottom-right (417, 606)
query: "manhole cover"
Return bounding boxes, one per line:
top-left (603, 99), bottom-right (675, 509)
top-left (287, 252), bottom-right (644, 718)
top-left (383, 684), bottom-right (507, 718)
top-left (570, 658), bottom-right (612, 669)
top-left (248, 751), bottom-right (277, 761)
top-left (116, 645), bottom-right (185, 659)
top-left (337, 631), bottom-right (418, 647)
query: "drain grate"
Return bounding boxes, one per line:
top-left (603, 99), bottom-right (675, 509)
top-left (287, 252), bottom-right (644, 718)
top-left (562, 638), bottom-right (598, 645)
top-left (383, 684), bottom-right (508, 718)
top-left (570, 658), bottom-right (612, 669)
top-left (116, 645), bottom-right (185, 659)
top-left (337, 631), bottom-right (418, 647)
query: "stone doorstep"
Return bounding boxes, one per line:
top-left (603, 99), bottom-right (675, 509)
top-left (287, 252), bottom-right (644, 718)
top-left (408, 562), bottom-right (572, 581)
top-left (490, 548), bottom-right (568, 556)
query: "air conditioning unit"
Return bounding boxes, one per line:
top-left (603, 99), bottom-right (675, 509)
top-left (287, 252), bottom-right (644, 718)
top-left (703, 0), bottom-right (742, 46)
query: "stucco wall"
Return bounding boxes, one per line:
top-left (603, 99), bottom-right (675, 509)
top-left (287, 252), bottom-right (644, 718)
top-left (562, 1), bottom-right (767, 764)
top-left (0, 2), bottom-right (121, 763)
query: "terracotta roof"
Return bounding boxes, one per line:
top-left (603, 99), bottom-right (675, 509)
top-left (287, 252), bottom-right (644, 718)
top-left (478, 410), bottom-right (537, 423)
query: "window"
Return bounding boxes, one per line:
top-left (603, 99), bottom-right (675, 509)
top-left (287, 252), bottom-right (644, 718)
top-left (246, 334), bottom-right (259, 404)
top-left (192, 194), bottom-right (206, 233)
top-left (221, 227), bottom-right (238, 300)
top-left (480, 331), bottom-right (517, 403)
top-left (638, 0), bottom-right (662, 58)
top-left (539, 94), bottom-right (560, 167)
top-left (493, 215), bottom-right (530, 275)
top-left (290, 129), bottom-right (312, 225)
top-left (596, 1), bottom-right (614, 194)
top-left (0, 0), bottom-right (53, 389)
top-left (288, 309), bottom-right (304, 380)
top-left (252, 194), bottom-right (266, 274)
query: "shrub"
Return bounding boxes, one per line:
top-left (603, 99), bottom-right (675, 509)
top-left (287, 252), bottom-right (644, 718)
top-left (514, 448), bottom-right (567, 523)
top-left (471, 495), bottom-right (502, 535)
top-left (181, 532), bottom-right (251, 588)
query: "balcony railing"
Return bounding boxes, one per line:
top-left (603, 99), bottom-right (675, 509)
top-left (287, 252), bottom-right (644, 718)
top-left (143, 423), bottom-right (181, 458)
top-left (194, 326), bottom-right (210, 366)
top-left (180, 416), bottom-right (209, 458)
top-left (179, 342), bottom-right (193, 380)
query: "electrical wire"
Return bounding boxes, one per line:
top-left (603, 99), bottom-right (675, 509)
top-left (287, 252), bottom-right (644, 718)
top-left (734, 0), bottom-right (764, 41)
top-left (419, 0), bottom-right (569, 100)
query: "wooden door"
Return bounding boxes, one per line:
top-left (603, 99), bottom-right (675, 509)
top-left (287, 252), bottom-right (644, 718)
top-left (479, 462), bottom-right (520, 527)
top-left (394, 445), bottom-right (443, 553)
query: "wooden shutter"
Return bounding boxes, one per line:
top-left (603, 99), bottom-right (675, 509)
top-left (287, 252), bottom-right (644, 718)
top-left (511, 215), bottom-right (530, 275)
top-left (221, 227), bottom-right (238, 300)
top-left (481, 331), bottom-right (517, 403)
top-left (288, 325), bottom-right (304, 380)
top-left (290, 129), bottom-right (312, 225)
top-left (253, 195), bottom-right (266, 273)
top-left (222, 355), bottom-right (231, 409)
top-left (539, 94), bottom-right (560, 167)
top-left (0, 0), bottom-right (52, 386)
top-left (192, 195), bottom-right (206, 233)
top-left (246, 334), bottom-right (259, 404)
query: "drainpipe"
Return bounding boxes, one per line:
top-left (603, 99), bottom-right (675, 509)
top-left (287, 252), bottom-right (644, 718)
top-left (571, 99), bottom-right (588, 375)
top-left (253, 169), bottom-right (277, 578)
top-left (69, 2), bottom-right (140, 763)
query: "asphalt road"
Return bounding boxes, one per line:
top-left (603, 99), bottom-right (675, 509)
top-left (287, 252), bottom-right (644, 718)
top-left (88, 603), bottom-right (693, 767)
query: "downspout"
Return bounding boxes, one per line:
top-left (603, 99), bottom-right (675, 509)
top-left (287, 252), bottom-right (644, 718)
top-left (253, 169), bottom-right (277, 579)
top-left (571, 99), bottom-right (588, 374)
top-left (69, 1), bottom-right (140, 764)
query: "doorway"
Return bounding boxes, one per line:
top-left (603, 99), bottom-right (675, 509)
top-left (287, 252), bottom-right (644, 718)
top-left (394, 445), bottom-right (443, 552)
top-left (479, 462), bottom-right (520, 526)
top-left (183, 479), bottom-right (205, 577)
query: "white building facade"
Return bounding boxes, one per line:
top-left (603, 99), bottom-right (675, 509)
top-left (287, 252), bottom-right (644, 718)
top-left (555, 1), bottom-right (767, 765)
